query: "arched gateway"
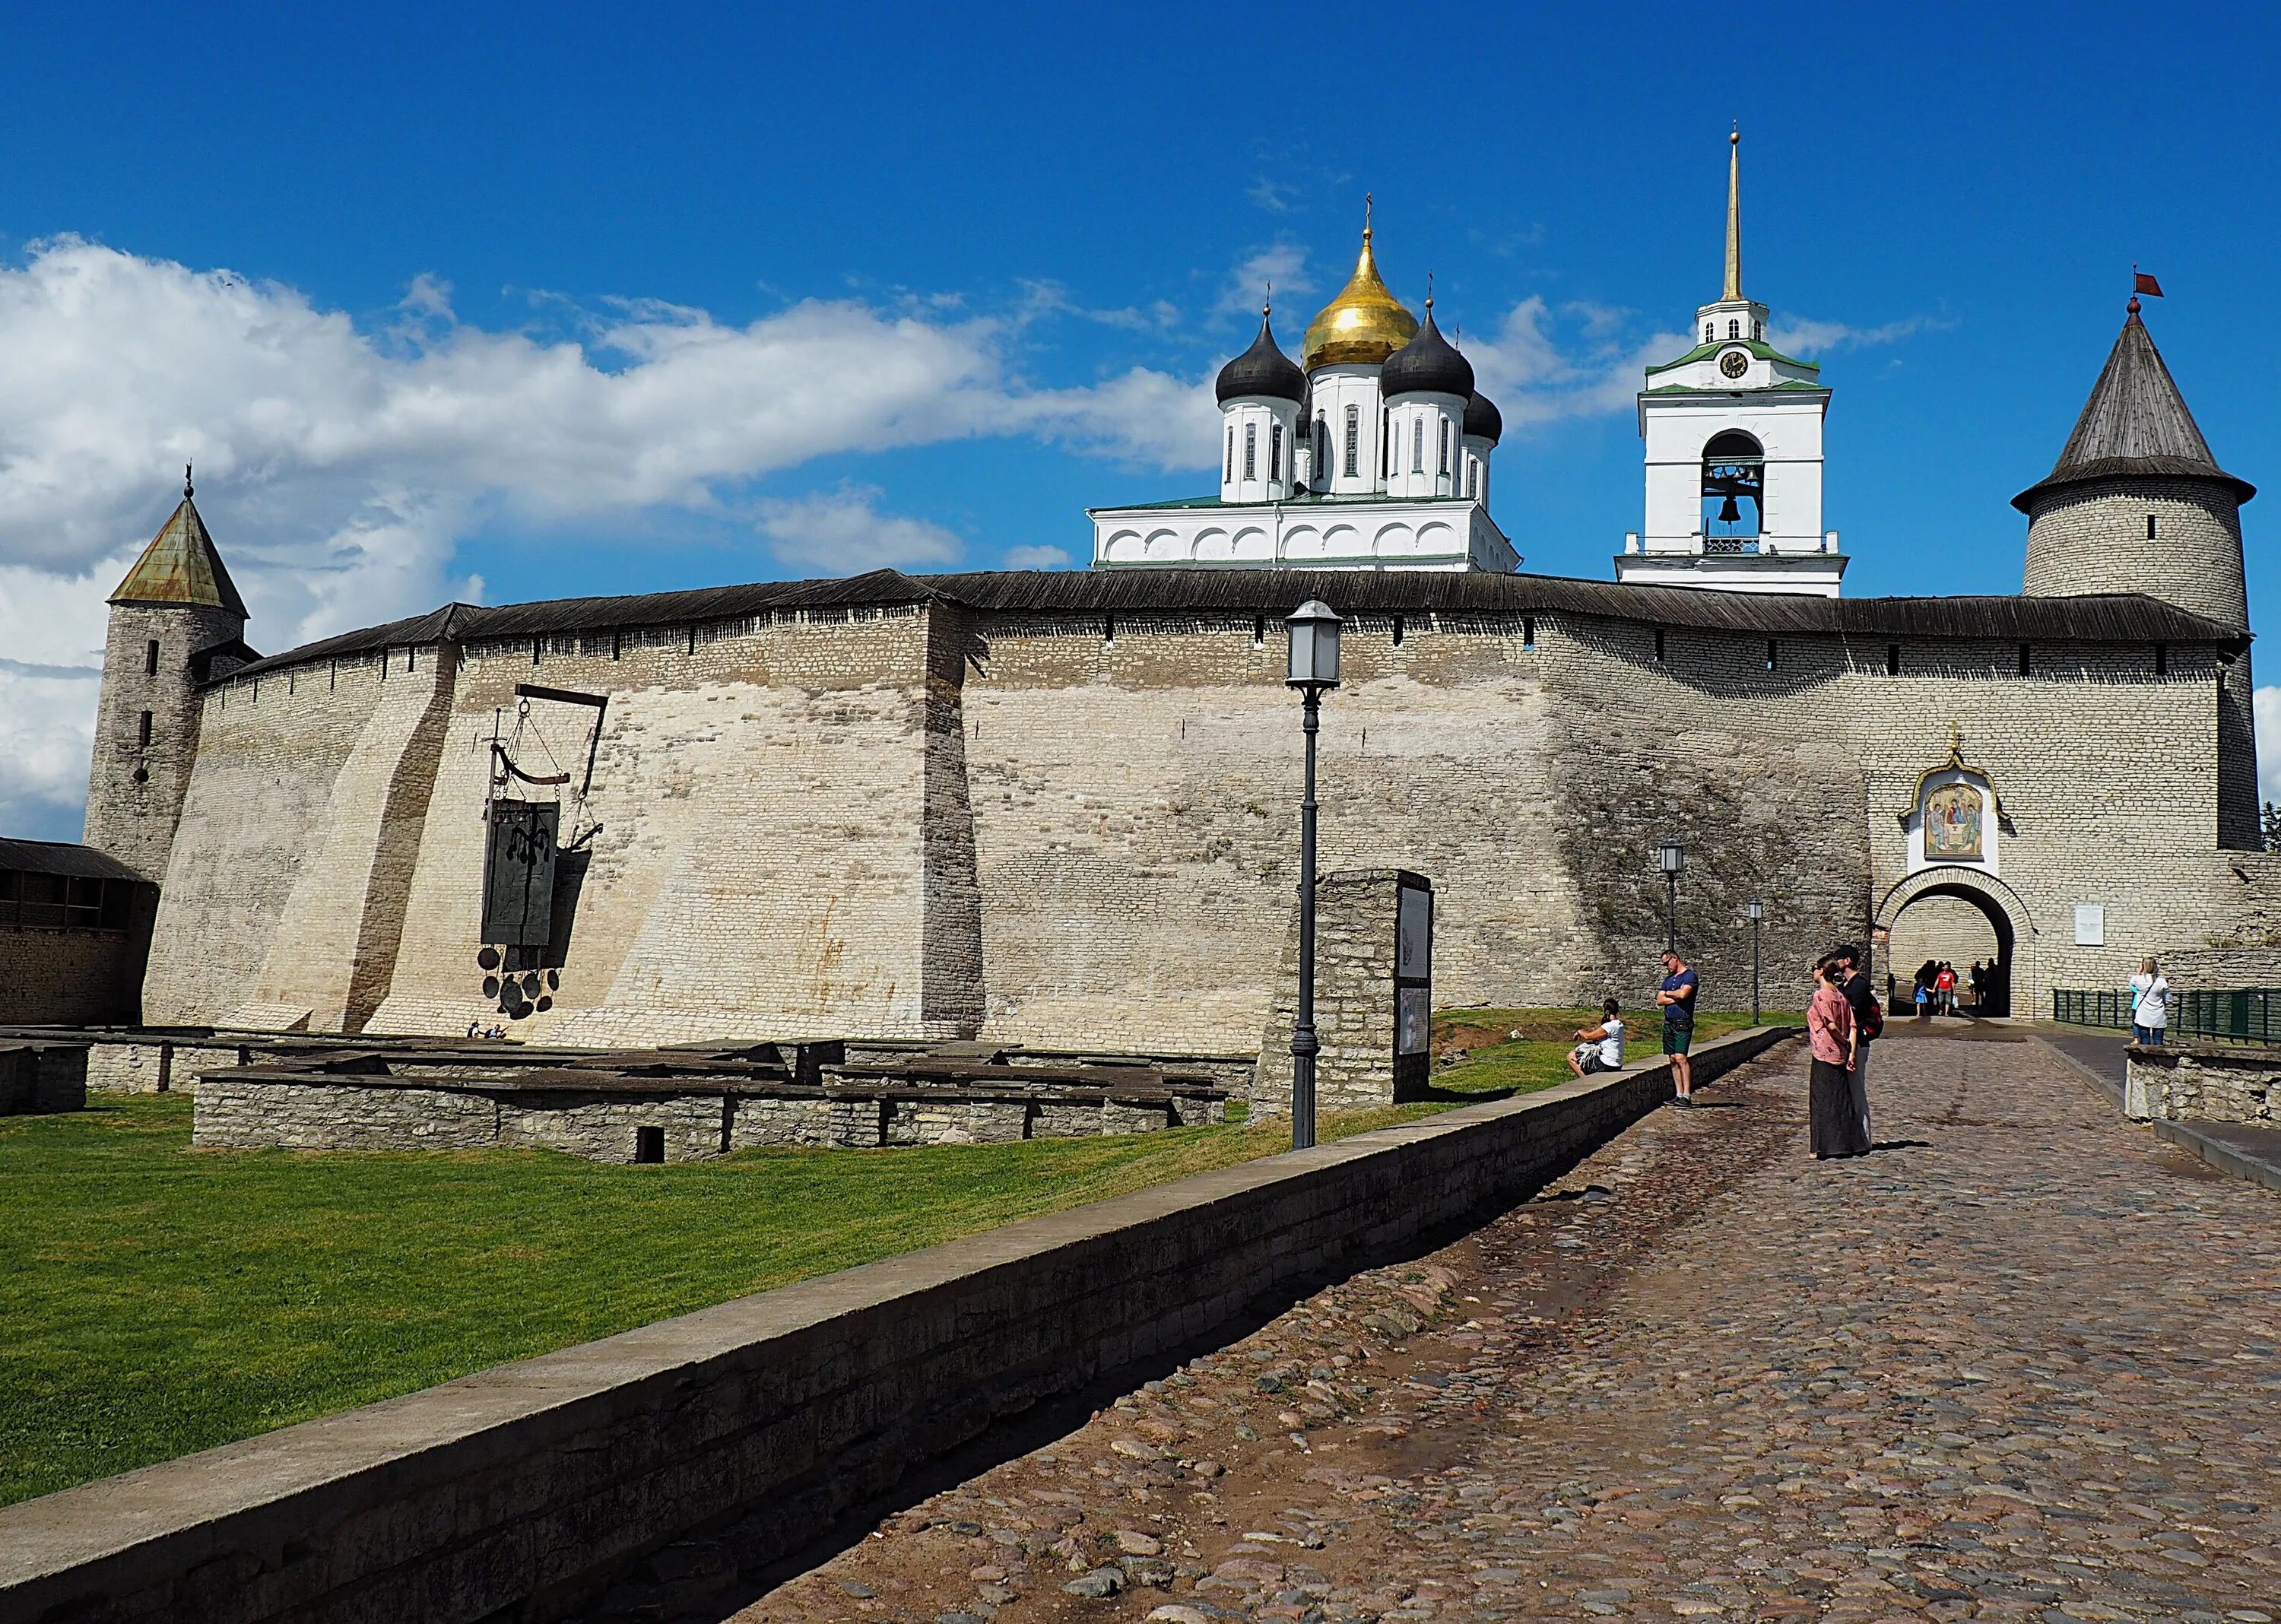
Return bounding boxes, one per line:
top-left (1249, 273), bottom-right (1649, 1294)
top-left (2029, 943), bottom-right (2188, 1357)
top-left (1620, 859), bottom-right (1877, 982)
top-left (1874, 868), bottom-right (2037, 1018)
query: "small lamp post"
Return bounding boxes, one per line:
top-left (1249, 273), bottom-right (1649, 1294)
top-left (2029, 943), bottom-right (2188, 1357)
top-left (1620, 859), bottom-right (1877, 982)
top-left (1658, 840), bottom-right (1686, 955)
top-left (1286, 599), bottom-right (1342, 1151)
top-left (1745, 897), bottom-right (1765, 1024)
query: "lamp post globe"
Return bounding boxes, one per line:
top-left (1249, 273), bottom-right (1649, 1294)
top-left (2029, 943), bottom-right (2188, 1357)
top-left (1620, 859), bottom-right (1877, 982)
top-left (1286, 599), bottom-right (1343, 690)
top-left (1285, 601), bottom-right (1341, 1152)
top-left (1658, 840), bottom-right (1685, 954)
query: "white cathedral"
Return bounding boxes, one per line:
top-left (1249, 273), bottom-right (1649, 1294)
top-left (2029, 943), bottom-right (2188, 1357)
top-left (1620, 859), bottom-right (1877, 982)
top-left (1090, 133), bottom-right (1845, 596)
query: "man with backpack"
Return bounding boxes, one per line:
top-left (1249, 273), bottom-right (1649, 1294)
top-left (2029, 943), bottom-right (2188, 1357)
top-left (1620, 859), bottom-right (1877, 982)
top-left (1836, 943), bottom-right (1883, 1145)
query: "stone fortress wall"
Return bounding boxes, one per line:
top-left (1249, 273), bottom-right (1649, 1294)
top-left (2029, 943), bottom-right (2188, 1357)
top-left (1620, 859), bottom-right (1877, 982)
top-left (128, 569), bottom-right (2271, 1055)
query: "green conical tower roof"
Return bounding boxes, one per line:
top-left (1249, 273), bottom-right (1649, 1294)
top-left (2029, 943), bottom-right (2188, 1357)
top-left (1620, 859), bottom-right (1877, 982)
top-left (109, 468), bottom-right (248, 617)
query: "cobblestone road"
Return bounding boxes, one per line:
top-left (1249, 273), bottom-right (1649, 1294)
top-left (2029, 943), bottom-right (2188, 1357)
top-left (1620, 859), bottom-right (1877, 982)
top-left (735, 1029), bottom-right (2281, 1623)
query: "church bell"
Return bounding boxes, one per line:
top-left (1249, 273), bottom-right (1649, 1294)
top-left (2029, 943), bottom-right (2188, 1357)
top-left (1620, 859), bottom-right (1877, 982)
top-left (1718, 495), bottom-right (1741, 525)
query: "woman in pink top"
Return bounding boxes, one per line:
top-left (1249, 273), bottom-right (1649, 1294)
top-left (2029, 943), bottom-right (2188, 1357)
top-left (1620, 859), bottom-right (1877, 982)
top-left (1807, 958), bottom-right (1869, 1159)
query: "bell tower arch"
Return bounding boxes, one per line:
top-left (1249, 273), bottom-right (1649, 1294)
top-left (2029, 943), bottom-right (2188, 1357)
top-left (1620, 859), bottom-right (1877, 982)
top-left (1616, 130), bottom-right (1844, 596)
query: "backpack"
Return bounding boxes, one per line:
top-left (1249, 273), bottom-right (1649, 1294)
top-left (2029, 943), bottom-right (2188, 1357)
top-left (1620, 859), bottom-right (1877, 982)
top-left (1848, 975), bottom-right (1884, 1040)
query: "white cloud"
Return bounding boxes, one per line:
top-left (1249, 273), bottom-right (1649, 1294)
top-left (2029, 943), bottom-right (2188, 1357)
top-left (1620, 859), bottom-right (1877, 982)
top-left (753, 485), bottom-right (963, 573)
top-left (1451, 297), bottom-right (1943, 434)
top-left (0, 661), bottom-right (101, 842)
top-left (1461, 297), bottom-right (1691, 429)
top-left (1769, 314), bottom-right (1952, 357)
top-left (1002, 544), bottom-right (1071, 569)
top-left (1011, 367), bottom-right (1222, 473)
top-left (1218, 242), bottom-right (1314, 320)
top-left (1248, 178), bottom-right (1296, 214)
top-left (1016, 281), bottom-right (1180, 334)
top-left (0, 236), bottom-right (1233, 840)
top-left (2255, 686), bottom-right (2281, 809)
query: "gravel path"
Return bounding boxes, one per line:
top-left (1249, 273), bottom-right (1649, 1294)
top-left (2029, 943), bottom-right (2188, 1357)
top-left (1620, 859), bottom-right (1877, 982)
top-left (731, 1030), bottom-right (2280, 1622)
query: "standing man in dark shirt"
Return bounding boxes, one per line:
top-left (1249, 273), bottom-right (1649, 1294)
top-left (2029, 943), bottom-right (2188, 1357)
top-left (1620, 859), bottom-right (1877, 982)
top-left (1836, 943), bottom-right (1880, 1143)
top-left (1657, 949), bottom-right (1699, 1104)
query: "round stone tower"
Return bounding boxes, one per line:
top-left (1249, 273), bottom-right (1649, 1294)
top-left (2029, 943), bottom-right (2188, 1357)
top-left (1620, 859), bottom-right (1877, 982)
top-left (2017, 298), bottom-right (2254, 629)
top-left (2017, 297), bottom-right (2259, 845)
top-left (84, 471), bottom-right (253, 883)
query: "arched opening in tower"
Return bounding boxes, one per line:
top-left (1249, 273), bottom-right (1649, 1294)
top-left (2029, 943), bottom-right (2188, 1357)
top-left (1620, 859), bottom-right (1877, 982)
top-left (1885, 886), bottom-right (2013, 1018)
top-left (1701, 430), bottom-right (1765, 550)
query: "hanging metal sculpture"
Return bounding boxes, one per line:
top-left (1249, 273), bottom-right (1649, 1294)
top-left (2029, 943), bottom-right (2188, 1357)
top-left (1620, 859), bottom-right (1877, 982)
top-left (471, 686), bottom-right (610, 1025)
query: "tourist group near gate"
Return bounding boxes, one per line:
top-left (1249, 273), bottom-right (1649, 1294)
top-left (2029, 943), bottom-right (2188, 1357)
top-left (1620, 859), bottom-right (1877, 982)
top-left (3, 81), bottom-right (2279, 1624)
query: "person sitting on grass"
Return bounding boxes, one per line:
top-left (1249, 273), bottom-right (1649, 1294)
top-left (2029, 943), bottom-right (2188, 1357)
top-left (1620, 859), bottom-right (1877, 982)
top-left (1568, 998), bottom-right (1626, 1077)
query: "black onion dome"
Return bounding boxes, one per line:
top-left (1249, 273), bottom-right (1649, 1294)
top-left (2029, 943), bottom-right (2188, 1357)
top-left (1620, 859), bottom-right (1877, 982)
top-left (1463, 389), bottom-right (1502, 445)
top-left (1379, 306), bottom-right (1474, 400)
top-left (1216, 311), bottom-right (1306, 404)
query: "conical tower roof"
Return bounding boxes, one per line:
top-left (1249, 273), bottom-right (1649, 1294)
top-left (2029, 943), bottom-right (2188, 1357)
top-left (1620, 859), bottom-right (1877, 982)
top-left (2013, 304), bottom-right (2254, 512)
top-left (109, 471), bottom-right (249, 616)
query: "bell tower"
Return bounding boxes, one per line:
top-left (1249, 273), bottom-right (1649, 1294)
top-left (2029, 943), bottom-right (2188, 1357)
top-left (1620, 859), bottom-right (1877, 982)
top-left (84, 470), bottom-right (255, 883)
top-left (1616, 130), bottom-right (1845, 595)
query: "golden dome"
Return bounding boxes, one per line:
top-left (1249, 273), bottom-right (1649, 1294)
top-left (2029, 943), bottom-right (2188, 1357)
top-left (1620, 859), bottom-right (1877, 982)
top-left (1302, 226), bottom-right (1417, 371)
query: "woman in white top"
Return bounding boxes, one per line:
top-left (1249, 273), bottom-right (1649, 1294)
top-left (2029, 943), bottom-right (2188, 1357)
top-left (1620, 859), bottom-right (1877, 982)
top-left (2130, 957), bottom-right (2168, 1047)
top-left (1569, 998), bottom-right (1626, 1077)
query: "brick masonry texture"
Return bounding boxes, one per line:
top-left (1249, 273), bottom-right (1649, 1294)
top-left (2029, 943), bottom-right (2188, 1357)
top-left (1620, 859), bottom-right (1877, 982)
top-left (1256, 869), bottom-right (1429, 1115)
top-left (0, 1027), bottom-right (1790, 1624)
top-left (2022, 478), bottom-right (2260, 848)
top-left (0, 925), bottom-right (144, 1024)
top-left (2124, 1041), bottom-right (2281, 1124)
top-left (83, 601), bottom-right (246, 884)
top-left (82, 1039), bottom-right (246, 1094)
top-left (748, 1027), bottom-right (2281, 1624)
top-left (190, 1074), bottom-right (1226, 1159)
top-left (111, 591), bottom-right (2281, 1054)
top-left (1886, 893), bottom-right (2000, 982)
top-left (0, 1042), bottom-right (88, 1113)
top-left (2024, 478), bottom-right (2247, 629)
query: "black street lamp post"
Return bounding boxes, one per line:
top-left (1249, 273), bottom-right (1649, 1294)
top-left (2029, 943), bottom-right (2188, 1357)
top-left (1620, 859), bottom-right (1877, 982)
top-left (1746, 897), bottom-right (1764, 1023)
top-left (1658, 840), bottom-right (1686, 954)
top-left (1286, 599), bottom-right (1342, 1152)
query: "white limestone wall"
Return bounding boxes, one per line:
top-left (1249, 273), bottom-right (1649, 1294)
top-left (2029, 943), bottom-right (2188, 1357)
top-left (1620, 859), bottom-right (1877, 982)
top-left (1093, 500), bottom-right (1515, 573)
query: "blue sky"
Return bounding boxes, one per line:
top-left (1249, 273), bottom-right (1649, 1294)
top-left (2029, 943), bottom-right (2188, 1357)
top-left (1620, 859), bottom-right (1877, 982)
top-left (2, 2), bottom-right (2279, 835)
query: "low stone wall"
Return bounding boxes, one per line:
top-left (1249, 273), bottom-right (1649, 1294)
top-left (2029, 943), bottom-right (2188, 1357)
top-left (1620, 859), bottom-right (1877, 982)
top-left (2124, 1042), bottom-right (2281, 1124)
top-left (84, 1039), bottom-right (249, 1094)
top-left (0, 1025), bottom-right (1793, 1624)
top-left (0, 1042), bottom-right (88, 1114)
top-left (192, 1074), bottom-right (1229, 1161)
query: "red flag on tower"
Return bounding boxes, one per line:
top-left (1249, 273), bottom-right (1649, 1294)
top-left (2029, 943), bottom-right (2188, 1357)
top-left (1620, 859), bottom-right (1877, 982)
top-left (2134, 270), bottom-right (2165, 297)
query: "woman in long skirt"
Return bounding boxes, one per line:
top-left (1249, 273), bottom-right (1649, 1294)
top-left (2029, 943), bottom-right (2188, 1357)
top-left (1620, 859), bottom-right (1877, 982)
top-left (1808, 958), bottom-right (1869, 1159)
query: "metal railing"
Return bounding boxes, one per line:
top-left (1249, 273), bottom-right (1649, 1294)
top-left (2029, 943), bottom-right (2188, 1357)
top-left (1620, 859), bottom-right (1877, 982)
top-left (2051, 988), bottom-right (2132, 1030)
top-left (2176, 988), bottom-right (2281, 1045)
top-left (2054, 986), bottom-right (2281, 1045)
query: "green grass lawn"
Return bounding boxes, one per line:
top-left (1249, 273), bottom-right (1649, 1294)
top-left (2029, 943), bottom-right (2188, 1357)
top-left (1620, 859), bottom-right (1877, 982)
top-left (0, 1010), bottom-right (1780, 1507)
top-left (1428, 1004), bottom-right (1791, 1094)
